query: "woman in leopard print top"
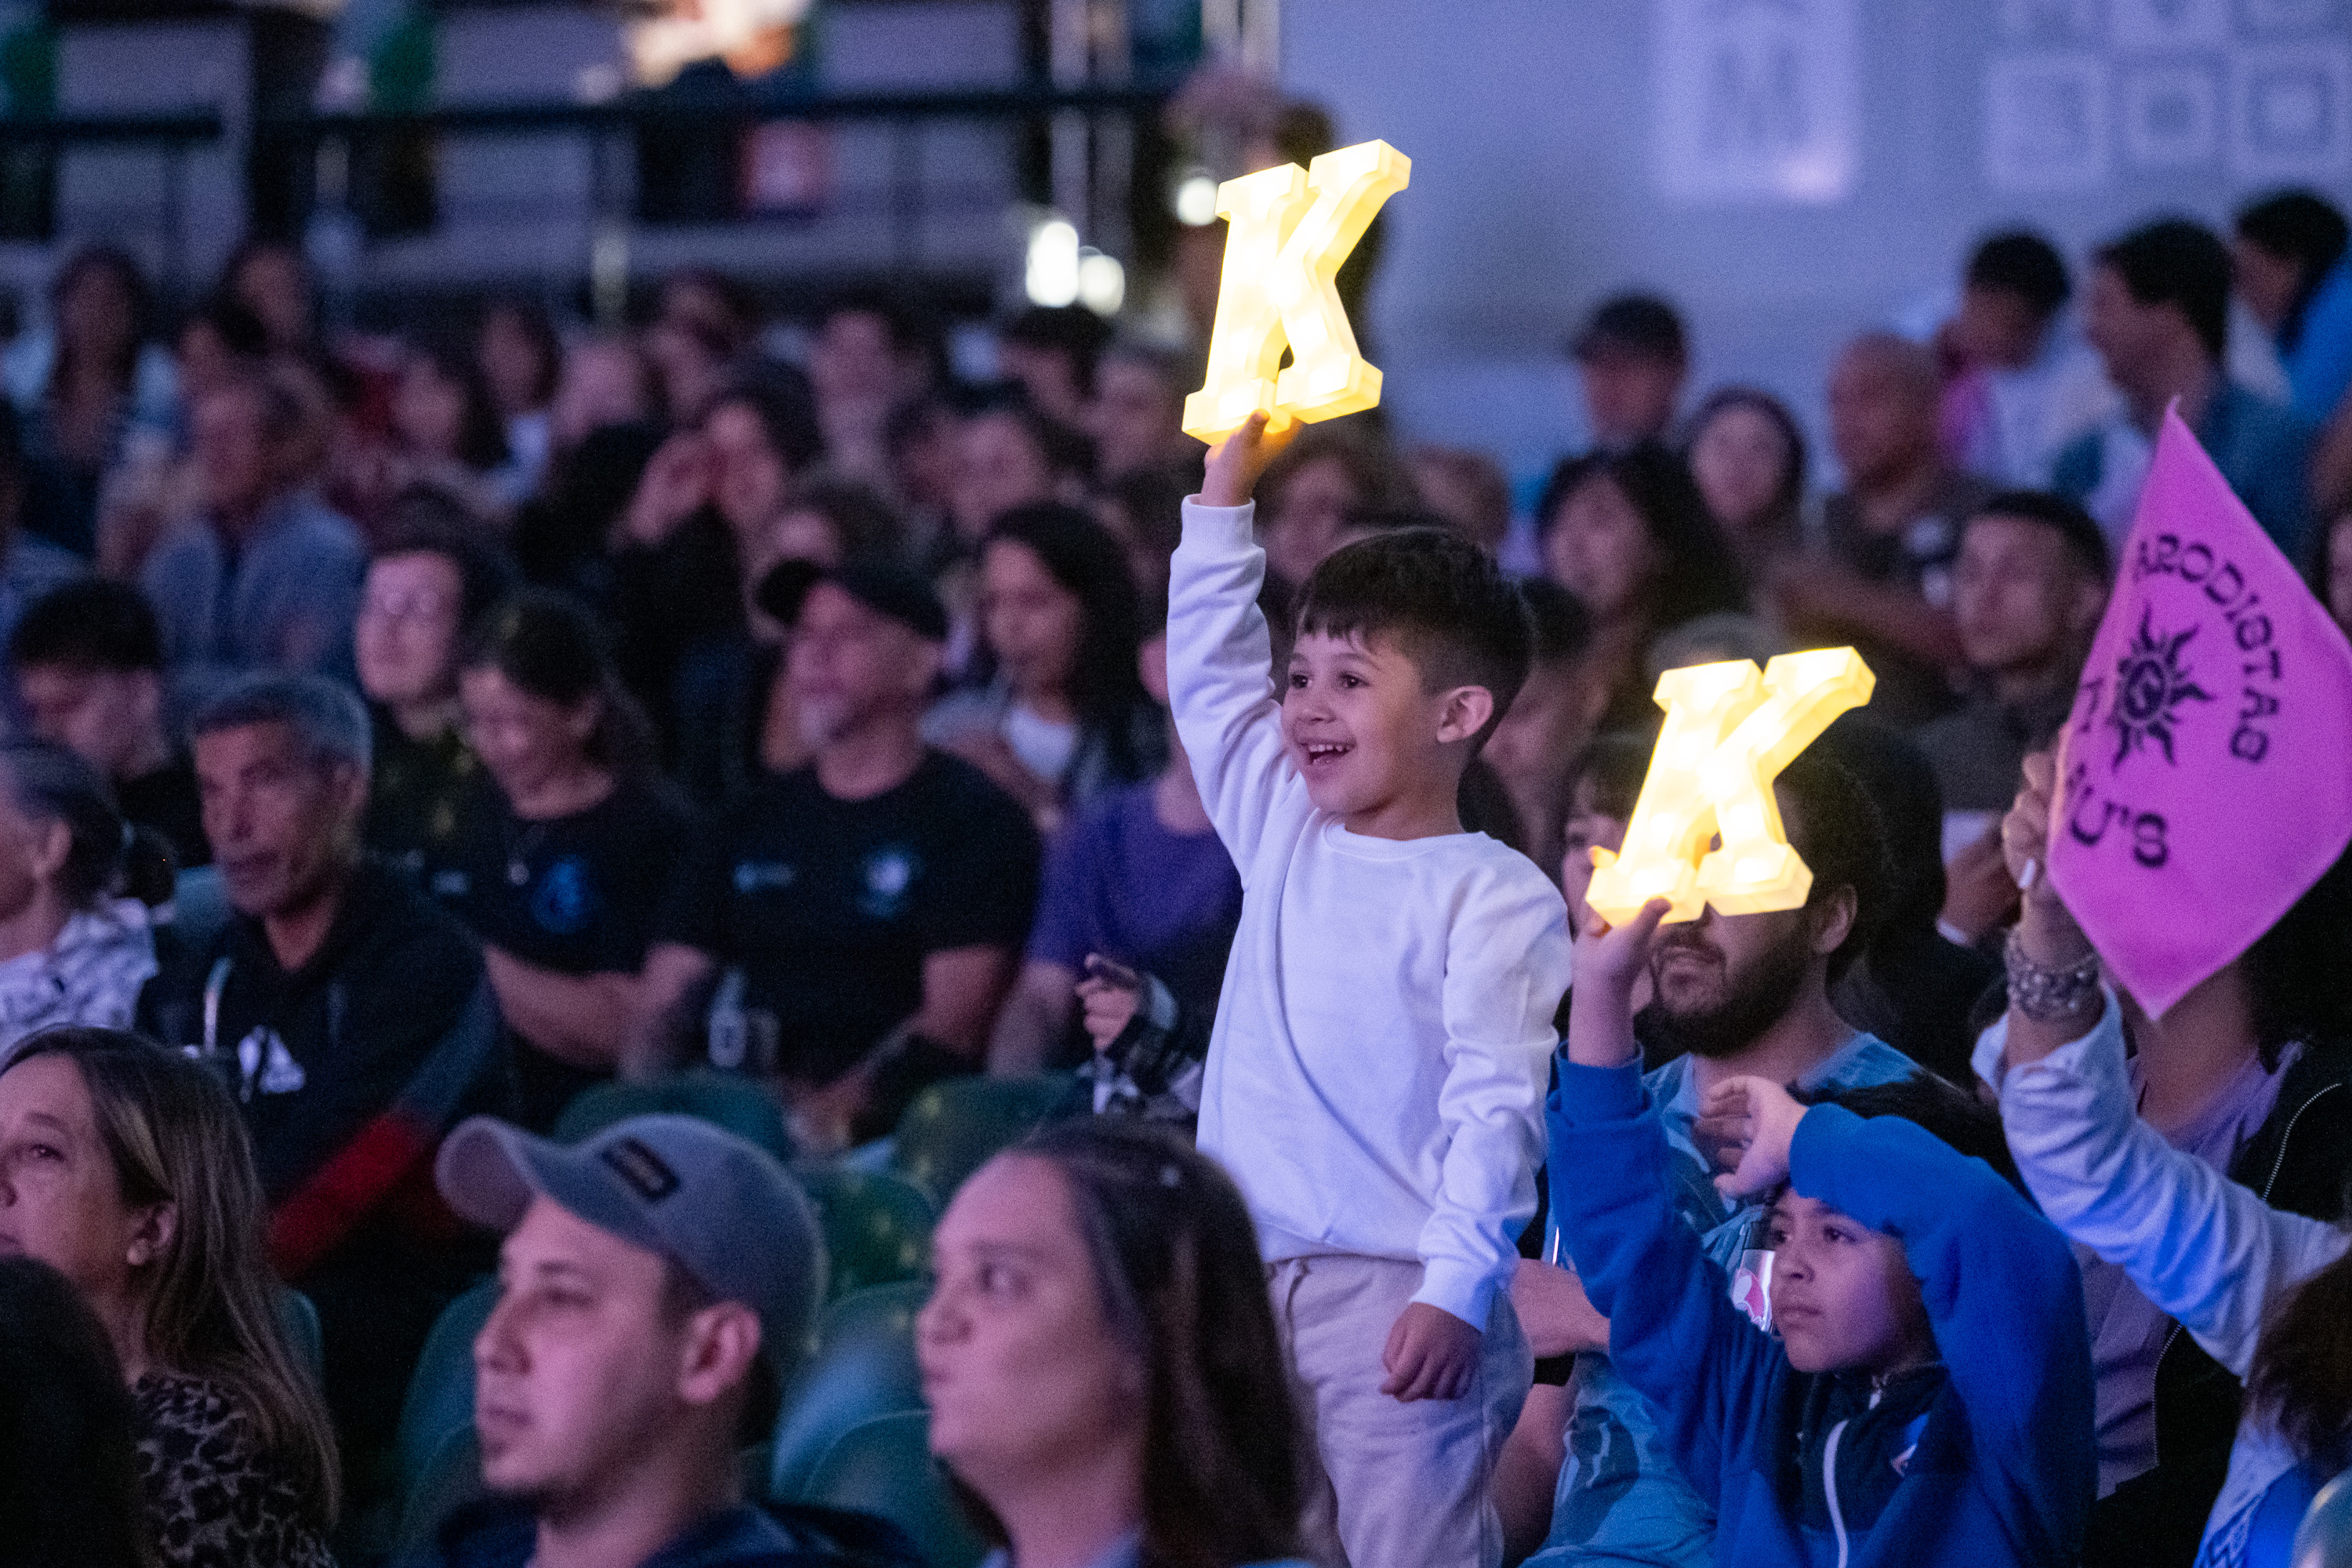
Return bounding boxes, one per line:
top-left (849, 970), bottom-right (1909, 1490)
top-left (0, 1030), bottom-right (341, 1568)
top-left (137, 1374), bottom-right (334, 1568)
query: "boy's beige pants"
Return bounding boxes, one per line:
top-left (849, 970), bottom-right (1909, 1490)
top-left (1270, 1254), bottom-right (1532, 1568)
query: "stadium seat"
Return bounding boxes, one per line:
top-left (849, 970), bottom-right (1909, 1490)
top-left (887, 1075), bottom-right (1081, 1205)
top-left (801, 1411), bottom-right (987, 1568)
top-left (799, 1167), bottom-right (935, 1300)
top-left (391, 1277), bottom-right (500, 1510)
top-left (552, 1073), bottom-right (794, 1163)
top-left (158, 865), bottom-right (230, 947)
top-left (275, 1287), bottom-right (324, 1388)
top-left (768, 1280), bottom-right (928, 1501)
top-left (2297, 1472), bottom-right (2352, 1568)
top-left (394, 1428), bottom-right (485, 1563)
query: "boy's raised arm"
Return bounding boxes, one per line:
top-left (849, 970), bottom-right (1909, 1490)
top-left (1168, 412), bottom-right (1298, 867)
top-left (1550, 899), bottom-right (1776, 1508)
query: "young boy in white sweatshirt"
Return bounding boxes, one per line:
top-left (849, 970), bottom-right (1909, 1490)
top-left (1171, 413), bottom-right (1572, 1568)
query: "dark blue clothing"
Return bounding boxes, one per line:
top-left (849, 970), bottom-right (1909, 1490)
top-left (1549, 1058), bottom-right (2096, 1568)
top-left (405, 1498), bottom-right (922, 1568)
top-left (2053, 384), bottom-right (2314, 562)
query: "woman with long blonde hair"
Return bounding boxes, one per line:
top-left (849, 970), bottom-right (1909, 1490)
top-left (0, 1026), bottom-right (338, 1567)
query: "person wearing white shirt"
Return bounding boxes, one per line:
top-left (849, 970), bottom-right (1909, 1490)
top-left (1170, 414), bottom-right (1571, 1568)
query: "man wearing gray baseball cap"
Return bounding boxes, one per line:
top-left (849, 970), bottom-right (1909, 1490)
top-left (402, 1113), bottom-right (898, 1568)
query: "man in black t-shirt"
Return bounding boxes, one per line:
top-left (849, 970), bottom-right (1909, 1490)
top-left (630, 564), bottom-right (1040, 1150)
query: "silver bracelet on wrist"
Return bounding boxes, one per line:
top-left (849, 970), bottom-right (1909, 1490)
top-left (2004, 926), bottom-right (2102, 1022)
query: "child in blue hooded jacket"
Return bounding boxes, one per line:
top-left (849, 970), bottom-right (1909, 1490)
top-left (1552, 897), bottom-right (2095, 1568)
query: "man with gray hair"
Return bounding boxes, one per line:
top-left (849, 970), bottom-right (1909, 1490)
top-left (138, 669), bottom-right (506, 1482)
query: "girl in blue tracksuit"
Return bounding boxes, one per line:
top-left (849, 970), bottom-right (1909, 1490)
top-left (1553, 898), bottom-right (2096, 1568)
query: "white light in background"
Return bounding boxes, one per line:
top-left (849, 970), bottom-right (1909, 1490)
top-left (1174, 172), bottom-right (1219, 226)
top-left (1025, 217), bottom-right (1081, 307)
top-left (628, 0), bottom-right (811, 86)
top-left (1076, 249), bottom-right (1125, 315)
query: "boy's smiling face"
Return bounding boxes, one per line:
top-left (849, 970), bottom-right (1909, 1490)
top-left (1283, 627), bottom-right (1468, 831)
top-left (1764, 1191), bottom-right (1935, 1377)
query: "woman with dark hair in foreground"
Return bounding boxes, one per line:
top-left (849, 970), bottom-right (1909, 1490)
top-left (918, 1118), bottom-right (1311, 1568)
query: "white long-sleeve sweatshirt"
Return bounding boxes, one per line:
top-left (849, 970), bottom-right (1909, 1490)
top-left (1169, 497), bottom-right (1571, 1327)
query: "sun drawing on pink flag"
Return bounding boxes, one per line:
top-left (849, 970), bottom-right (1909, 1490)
top-left (2107, 608), bottom-right (2213, 768)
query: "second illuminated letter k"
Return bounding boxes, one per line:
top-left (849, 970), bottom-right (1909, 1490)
top-left (1584, 648), bottom-right (1877, 927)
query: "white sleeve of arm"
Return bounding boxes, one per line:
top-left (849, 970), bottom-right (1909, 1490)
top-left (1988, 997), bottom-right (2350, 1376)
top-left (1167, 497), bottom-right (1293, 869)
top-left (1414, 868), bottom-right (1573, 1327)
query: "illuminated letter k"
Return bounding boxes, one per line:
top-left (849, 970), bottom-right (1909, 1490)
top-left (1180, 139), bottom-right (1410, 444)
top-left (1584, 648), bottom-right (1876, 926)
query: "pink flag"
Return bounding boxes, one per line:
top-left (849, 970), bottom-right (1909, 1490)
top-left (2047, 408), bottom-right (2352, 1016)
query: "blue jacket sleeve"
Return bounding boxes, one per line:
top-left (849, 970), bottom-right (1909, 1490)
top-left (1791, 1105), bottom-right (2096, 1564)
top-left (1548, 1057), bottom-right (1781, 1509)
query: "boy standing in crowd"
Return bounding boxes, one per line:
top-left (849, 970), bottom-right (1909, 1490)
top-left (1172, 412), bottom-right (1570, 1568)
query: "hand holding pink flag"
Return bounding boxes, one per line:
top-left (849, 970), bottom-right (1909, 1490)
top-left (2045, 408), bottom-right (2352, 1017)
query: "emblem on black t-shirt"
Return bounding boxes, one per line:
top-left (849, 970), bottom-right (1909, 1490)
top-left (231, 1028), bottom-right (307, 1101)
top-left (531, 856), bottom-right (600, 936)
top-left (858, 848), bottom-right (921, 919)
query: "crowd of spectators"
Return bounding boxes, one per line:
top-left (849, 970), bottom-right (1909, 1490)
top-left (0, 172), bottom-right (2347, 1568)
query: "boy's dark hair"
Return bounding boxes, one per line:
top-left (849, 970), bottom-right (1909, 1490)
top-left (2097, 217), bottom-right (2234, 364)
top-left (371, 486), bottom-right (517, 630)
top-left (1572, 293), bottom-right (1688, 365)
top-left (1777, 732), bottom-right (1893, 985)
top-left (1965, 230), bottom-right (2071, 320)
top-left (9, 579), bottom-right (162, 674)
top-left (1341, 504), bottom-right (1457, 539)
top-left (1969, 488), bottom-right (2112, 582)
top-left (1795, 1071), bottom-right (2024, 1193)
top-left (1294, 528), bottom-right (1534, 751)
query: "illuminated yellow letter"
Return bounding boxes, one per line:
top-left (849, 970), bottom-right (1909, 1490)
top-left (1180, 139), bottom-right (1410, 444)
top-left (1585, 648), bottom-right (1876, 927)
